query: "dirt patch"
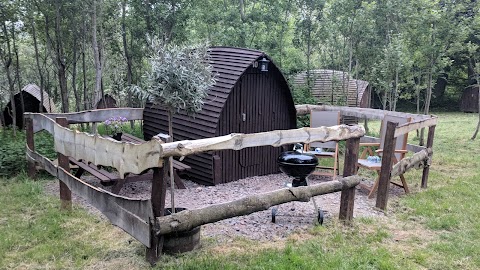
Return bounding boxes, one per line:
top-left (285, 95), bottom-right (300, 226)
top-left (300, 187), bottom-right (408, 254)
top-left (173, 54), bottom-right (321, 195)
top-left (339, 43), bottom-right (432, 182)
top-left (43, 172), bottom-right (414, 245)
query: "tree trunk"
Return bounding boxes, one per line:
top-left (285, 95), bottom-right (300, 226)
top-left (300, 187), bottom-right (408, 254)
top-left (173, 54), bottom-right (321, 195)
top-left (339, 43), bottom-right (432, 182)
top-left (43, 14), bottom-right (54, 112)
top-left (238, 0), bottom-right (247, 47)
top-left (421, 69), bottom-right (433, 145)
top-left (415, 71), bottom-right (421, 138)
top-left (382, 88), bottom-right (387, 110)
top-left (156, 176), bottom-right (361, 235)
top-left (1, 22), bottom-right (17, 136)
top-left (31, 15), bottom-right (45, 113)
top-left (0, 110), bottom-right (5, 131)
top-left (392, 68), bottom-right (399, 111)
top-left (71, 13), bottom-right (80, 112)
top-left (471, 72), bottom-right (480, 140)
top-left (54, 0), bottom-right (69, 113)
top-left (122, 0), bottom-right (134, 128)
top-left (82, 19), bottom-right (89, 112)
top-left (12, 24), bottom-right (25, 128)
top-left (92, 0), bottom-right (103, 108)
top-left (277, 0), bottom-right (291, 66)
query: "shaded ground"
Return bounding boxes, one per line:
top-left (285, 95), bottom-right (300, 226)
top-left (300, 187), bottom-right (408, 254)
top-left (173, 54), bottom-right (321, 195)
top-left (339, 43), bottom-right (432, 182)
top-left (44, 172), bottom-right (410, 243)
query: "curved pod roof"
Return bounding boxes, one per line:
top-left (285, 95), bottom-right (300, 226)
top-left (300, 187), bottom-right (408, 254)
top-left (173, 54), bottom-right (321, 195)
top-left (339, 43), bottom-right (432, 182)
top-left (144, 46), bottom-right (293, 140)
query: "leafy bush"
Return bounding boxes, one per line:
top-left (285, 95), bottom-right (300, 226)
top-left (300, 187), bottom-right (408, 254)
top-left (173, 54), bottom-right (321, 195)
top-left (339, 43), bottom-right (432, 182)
top-left (290, 83), bottom-right (317, 127)
top-left (0, 130), bottom-right (27, 176)
top-left (0, 129), bottom-right (55, 177)
top-left (134, 40), bottom-right (215, 115)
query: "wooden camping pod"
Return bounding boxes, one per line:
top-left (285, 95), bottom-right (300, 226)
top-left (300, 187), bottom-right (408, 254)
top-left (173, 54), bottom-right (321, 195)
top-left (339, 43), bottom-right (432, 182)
top-left (292, 69), bottom-right (371, 108)
top-left (95, 94), bottom-right (118, 109)
top-left (460, 85), bottom-right (479, 113)
top-left (3, 84), bottom-right (56, 128)
top-left (143, 47), bottom-right (297, 185)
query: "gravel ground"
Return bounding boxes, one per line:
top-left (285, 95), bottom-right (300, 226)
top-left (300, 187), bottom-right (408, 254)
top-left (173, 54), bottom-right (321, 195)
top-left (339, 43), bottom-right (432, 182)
top-left (44, 172), bottom-right (402, 243)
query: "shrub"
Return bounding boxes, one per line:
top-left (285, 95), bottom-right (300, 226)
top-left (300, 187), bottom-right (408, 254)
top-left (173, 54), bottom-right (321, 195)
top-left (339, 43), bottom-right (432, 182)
top-left (290, 83), bottom-right (317, 127)
top-left (0, 129), bottom-right (55, 177)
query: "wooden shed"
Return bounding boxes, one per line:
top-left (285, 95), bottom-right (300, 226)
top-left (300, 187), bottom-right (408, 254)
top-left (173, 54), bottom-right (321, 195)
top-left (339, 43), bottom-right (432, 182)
top-left (95, 94), bottom-right (117, 109)
top-left (143, 47), bottom-right (297, 185)
top-left (3, 84), bottom-right (56, 128)
top-left (460, 85), bottom-right (479, 113)
top-left (292, 69), bottom-right (371, 108)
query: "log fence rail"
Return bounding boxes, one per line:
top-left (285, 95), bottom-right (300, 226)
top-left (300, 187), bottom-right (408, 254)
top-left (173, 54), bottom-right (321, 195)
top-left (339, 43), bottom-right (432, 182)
top-left (24, 105), bottom-right (437, 264)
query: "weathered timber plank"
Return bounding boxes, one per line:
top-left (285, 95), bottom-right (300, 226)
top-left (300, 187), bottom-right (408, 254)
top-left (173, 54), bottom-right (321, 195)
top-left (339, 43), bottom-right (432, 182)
top-left (422, 126), bottom-right (436, 188)
top-left (295, 105), bottom-right (433, 121)
top-left (161, 125), bottom-right (365, 157)
top-left (360, 135), bottom-right (425, 153)
top-left (391, 148), bottom-right (433, 177)
top-left (155, 176), bottom-right (362, 235)
top-left (340, 138), bottom-right (359, 221)
top-left (25, 113), bottom-right (56, 133)
top-left (376, 121), bottom-right (398, 210)
top-left (360, 136), bottom-right (380, 144)
top-left (26, 146), bottom-right (57, 175)
top-left (54, 123), bottom-right (363, 175)
top-left (26, 146), bottom-right (153, 247)
top-left (26, 108), bottom-right (143, 125)
top-left (26, 118), bottom-right (36, 179)
top-left (57, 168), bottom-right (152, 247)
top-left (30, 112), bottom-right (364, 176)
top-left (395, 117), bottom-right (438, 137)
top-left (57, 118), bottom-right (72, 210)
top-left (53, 124), bottom-right (164, 177)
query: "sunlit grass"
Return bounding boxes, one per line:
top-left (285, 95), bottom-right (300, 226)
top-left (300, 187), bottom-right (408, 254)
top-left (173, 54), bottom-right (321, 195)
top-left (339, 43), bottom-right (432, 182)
top-left (0, 173), bottom-right (148, 269)
top-left (1, 112), bottom-right (479, 269)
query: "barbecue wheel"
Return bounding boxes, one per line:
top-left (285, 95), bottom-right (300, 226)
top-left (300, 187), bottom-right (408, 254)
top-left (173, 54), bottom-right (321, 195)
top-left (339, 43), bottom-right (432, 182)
top-left (317, 209), bottom-right (324, 225)
top-left (271, 208), bottom-right (277, 223)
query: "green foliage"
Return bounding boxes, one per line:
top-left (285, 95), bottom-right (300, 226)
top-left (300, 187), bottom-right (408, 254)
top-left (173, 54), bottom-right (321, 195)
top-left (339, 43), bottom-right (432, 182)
top-left (0, 129), bottom-right (55, 177)
top-left (1, 112), bottom-right (480, 269)
top-left (135, 40), bottom-right (215, 115)
top-left (290, 83), bottom-right (317, 127)
top-left (0, 130), bottom-right (27, 176)
top-left (0, 174), bottom-right (146, 269)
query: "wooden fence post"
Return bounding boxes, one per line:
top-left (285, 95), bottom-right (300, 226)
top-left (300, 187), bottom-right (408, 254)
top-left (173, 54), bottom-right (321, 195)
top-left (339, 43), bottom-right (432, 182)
top-left (26, 118), bottom-right (36, 179)
top-left (146, 135), bottom-right (171, 265)
top-left (56, 117), bottom-right (72, 210)
top-left (421, 125), bottom-right (436, 188)
top-left (339, 137), bottom-right (360, 221)
top-left (375, 121), bottom-right (398, 210)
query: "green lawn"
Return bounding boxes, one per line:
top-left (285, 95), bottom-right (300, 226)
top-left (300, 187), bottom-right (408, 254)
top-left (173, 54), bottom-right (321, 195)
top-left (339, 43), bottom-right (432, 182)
top-left (0, 112), bottom-right (479, 269)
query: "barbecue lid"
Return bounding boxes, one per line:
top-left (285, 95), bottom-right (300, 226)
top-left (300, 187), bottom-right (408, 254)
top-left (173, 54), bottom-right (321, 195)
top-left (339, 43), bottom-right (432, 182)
top-left (277, 151), bottom-right (318, 165)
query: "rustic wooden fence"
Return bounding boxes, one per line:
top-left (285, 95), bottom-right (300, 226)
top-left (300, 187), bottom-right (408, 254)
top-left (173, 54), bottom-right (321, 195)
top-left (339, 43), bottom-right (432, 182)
top-left (296, 105), bottom-right (438, 209)
top-left (24, 105), bottom-right (437, 264)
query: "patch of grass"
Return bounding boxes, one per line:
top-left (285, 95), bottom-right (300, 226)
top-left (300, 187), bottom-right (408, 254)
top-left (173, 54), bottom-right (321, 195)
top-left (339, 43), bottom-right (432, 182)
top-left (1, 112), bottom-right (480, 269)
top-left (0, 173), bottom-right (147, 269)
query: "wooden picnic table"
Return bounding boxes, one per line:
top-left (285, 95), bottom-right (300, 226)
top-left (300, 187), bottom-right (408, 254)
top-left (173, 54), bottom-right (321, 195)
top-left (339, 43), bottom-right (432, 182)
top-left (68, 132), bottom-right (189, 194)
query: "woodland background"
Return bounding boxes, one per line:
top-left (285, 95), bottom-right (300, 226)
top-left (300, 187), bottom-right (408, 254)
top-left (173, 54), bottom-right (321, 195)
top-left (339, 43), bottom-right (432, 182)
top-left (1, 0), bottom-right (479, 118)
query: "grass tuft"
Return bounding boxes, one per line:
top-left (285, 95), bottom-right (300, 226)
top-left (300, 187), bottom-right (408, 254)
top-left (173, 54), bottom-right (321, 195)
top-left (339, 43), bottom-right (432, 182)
top-left (1, 112), bottom-right (480, 269)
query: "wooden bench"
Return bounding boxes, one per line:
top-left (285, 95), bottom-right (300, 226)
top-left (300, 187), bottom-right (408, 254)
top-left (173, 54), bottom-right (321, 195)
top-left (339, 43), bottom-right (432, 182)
top-left (69, 133), bottom-right (190, 194)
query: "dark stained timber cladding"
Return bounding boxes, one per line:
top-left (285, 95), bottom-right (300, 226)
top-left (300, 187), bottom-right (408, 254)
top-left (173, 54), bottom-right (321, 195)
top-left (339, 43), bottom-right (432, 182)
top-left (143, 47), bottom-right (296, 185)
top-left (214, 64), bottom-right (296, 184)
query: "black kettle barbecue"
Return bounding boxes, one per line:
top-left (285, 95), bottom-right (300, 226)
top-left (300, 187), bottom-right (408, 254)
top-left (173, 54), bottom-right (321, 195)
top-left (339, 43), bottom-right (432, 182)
top-left (272, 146), bottom-right (325, 224)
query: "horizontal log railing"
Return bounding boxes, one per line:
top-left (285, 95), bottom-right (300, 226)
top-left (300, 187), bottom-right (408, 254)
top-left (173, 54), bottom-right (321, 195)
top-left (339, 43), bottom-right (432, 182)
top-left (155, 175), bottom-right (363, 235)
top-left (25, 112), bottom-right (365, 178)
top-left (295, 104), bottom-right (435, 121)
top-left (25, 105), bottom-right (437, 264)
top-left (26, 145), bottom-right (153, 247)
top-left (295, 105), bottom-right (437, 210)
top-left (26, 108), bottom-right (143, 133)
top-left (25, 108), bottom-right (366, 264)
